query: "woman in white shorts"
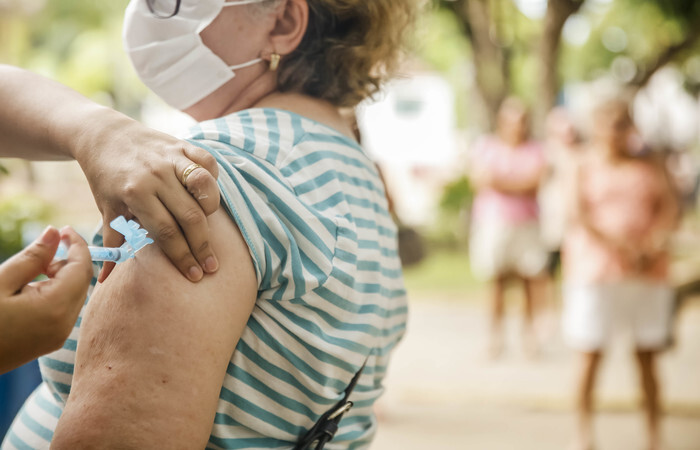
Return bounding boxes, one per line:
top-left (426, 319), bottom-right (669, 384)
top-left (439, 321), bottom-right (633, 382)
top-left (562, 98), bottom-right (679, 450)
top-left (469, 98), bottom-right (549, 358)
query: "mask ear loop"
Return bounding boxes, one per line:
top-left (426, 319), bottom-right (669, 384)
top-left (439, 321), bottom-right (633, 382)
top-left (222, 0), bottom-right (267, 6)
top-left (228, 58), bottom-right (264, 71)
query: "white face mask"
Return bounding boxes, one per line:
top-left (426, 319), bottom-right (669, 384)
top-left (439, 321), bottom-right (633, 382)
top-left (123, 0), bottom-right (265, 110)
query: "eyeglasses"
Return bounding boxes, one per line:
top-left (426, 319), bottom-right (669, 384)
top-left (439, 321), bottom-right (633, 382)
top-left (146, 0), bottom-right (181, 18)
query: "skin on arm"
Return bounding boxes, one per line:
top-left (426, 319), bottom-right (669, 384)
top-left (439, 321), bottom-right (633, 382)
top-left (489, 162), bottom-right (543, 195)
top-left (51, 209), bottom-right (258, 449)
top-left (0, 227), bottom-right (92, 374)
top-left (644, 161), bottom-right (680, 256)
top-left (573, 163), bottom-right (631, 254)
top-left (472, 164), bottom-right (542, 195)
top-left (0, 64), bottom-right (221, 282)
top-left (469, 144), bottom-right (544, 195)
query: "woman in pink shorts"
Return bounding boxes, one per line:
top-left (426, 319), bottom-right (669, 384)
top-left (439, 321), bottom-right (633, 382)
top-left (563, 98), bottom-right (679, 450)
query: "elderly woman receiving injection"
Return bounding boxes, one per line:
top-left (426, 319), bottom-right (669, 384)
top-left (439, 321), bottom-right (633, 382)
top-left (3, 0), bottom-right (418, 449)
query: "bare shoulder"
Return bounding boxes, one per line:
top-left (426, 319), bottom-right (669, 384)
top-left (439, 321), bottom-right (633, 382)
top-left (52, 209), bottom-right (257, 449)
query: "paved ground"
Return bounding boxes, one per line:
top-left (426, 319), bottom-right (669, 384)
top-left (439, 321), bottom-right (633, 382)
top-left (372, 295), bottom-right (700, 450)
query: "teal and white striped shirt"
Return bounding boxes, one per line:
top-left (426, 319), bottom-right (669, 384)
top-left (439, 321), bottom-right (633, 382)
top-left (2, 108), bottom-right (407, 449)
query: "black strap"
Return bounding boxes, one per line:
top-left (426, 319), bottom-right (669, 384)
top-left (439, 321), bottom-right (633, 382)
top-left (294, 359), bottom-right (368, 450)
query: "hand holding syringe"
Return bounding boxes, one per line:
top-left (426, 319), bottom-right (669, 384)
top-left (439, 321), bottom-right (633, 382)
top-left (54, 216), bottom-right (153, 263)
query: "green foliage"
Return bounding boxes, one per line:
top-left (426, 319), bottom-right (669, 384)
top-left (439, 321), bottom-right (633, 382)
top-left (561, 0), bottom-right (700, 83)
top-left (430, 0), bottom-right (700, 120)
top-left (424, 175), bottom-right (474, 250)
top-left (414, 8), bottom-right (475, 125)
top-left (416, 8), bottom-right (472, 73)
top-left (653, 0), bottom-right (700, 26)
top-left (439, 175), bottom-right (474, 213)
top-left (0, 194), bottom-right (53, 262)
top-left (1, 0), bottom-right (143, 112)
top-left (403, 249), bottom-right (483, 297)
top-left (429, 1), bottom-right (545, 123)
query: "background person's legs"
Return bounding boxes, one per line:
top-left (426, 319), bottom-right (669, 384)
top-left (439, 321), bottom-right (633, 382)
top-left (574, 351), bottom-right (602, 450)
top-left (523, 276), bottom-right (547, 357)
top-left (635, 349), bottom-right (661, 450)
top-left (489, 275), bottom-right (508, 358)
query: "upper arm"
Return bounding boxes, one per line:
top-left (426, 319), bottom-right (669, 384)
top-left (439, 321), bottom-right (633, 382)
top-left (51, 209), bottom-right (258, 449)
top-left (656, 163), bottom-right (681, 227)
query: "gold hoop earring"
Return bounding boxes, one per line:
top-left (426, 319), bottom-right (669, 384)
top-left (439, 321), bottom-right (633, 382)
top-left (269, 53), bottom-right (281, 72)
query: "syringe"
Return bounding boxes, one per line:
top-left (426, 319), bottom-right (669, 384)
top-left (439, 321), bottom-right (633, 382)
top-left (55, 245), bottom-right (126, 263)
top-left (54, 216), bottom-right (153, 264)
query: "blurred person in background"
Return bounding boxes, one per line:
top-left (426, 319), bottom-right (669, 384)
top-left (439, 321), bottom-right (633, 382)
top-left (562, 98), bottom-right (680, 450)
top-left (469, 97), bottom-right (549, 359)
top-left (539, 107), bottom-right (583, 279)
top-left (666, 149), bottom-right (700, 214)
top-left (537, 108), bottom-right (584, 339)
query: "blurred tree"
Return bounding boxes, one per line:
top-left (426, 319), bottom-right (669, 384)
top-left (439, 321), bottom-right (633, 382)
top-left (0, 194), bottom-right (52, 262)
top-left (561, 0), bottom-right (700, 88)
top-left (0, 0), bottom-right (141, 114)
top-left (537, 0), bottom-right (585, 125)
top-left (434, 0), bottom-right (700, 132)
top-left (440, 0), bottom-right (515, 127)
top-left (619, 0), bottom-right (700, 89)
top-left (439, 0), bottom-right (585, 129)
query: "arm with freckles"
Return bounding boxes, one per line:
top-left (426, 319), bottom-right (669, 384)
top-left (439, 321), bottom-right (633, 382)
top-left (51, 209), bottom-right (258, 449)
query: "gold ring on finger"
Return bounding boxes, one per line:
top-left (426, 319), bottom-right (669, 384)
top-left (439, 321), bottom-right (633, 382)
top-left (181, 163), bottom-right (203, 185)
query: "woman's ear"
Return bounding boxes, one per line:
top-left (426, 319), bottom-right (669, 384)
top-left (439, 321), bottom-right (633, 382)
top-left (265, 0), bottom-right (308, 57)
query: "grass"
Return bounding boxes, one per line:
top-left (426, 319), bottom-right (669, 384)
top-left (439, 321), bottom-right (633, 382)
top-left (402, 248), bottom-right (485, 300)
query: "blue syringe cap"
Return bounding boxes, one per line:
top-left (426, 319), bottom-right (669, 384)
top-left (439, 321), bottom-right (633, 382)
top-left (110, 216), bottom-right (154, 260)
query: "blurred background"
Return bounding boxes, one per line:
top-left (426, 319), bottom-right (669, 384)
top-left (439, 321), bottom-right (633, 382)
top-left (1, 0), bottom-right (700, 448)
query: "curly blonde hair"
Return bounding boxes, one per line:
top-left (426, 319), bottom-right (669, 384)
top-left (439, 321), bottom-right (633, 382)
top-left (273, 0), bottom-right (419, 107)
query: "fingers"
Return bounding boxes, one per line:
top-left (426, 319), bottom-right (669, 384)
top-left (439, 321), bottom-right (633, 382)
top-left (128, 196), bottom-right (206, 282)
top-left (182, 146), bottom-right (220, 215)
top-left (182, 164), bottom-right (221, 215)
top-left (83, 134), bottom-right (220, 283)
top-left (97, 219), bottom-right (124, 283)
top-left (184, 145), bottom-right (219, 185)
top-left (158, 181), bottom-right (219, 276)
top-left (33, 228), bottom-right (93, 335)
top-left (43, 227), bottom-right (93, 297)
top-left (0, 226), bottom-right (60, 295)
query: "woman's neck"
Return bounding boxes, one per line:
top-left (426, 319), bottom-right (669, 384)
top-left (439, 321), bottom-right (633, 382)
top-left (254, 92), bottom-right (356, 141)
top-left (186, 72), bottom-right (356, 142)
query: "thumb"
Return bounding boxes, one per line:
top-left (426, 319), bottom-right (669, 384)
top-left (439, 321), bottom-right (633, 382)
top-left (0, 226), bottom-right (60, 295)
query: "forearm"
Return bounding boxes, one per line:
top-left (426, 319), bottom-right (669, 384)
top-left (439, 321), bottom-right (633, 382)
top-left (576, 206), bottom-right (626, 252)
top-left (0, 65), bottom-right (133, 162)
top-left (491, 178), bottom-right (538, 195)
top-left (490, 171), bottom-right (541, 194)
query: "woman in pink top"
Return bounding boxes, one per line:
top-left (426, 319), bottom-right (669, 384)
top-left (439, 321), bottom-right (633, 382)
top-left (563, 98), bottom-right (679, 450)
top-left (470, 98), bottom-right (549, 358)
